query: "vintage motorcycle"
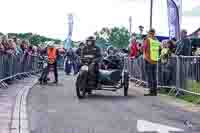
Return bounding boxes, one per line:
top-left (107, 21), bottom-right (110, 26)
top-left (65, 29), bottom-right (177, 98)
top-left (76, 54), bottom-right (129, 99)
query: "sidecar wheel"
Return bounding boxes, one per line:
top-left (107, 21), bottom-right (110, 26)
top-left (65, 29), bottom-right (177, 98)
top-left (123, 72), bottom-right (129, 96)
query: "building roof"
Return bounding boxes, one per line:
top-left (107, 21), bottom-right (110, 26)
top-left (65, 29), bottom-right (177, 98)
top-left (188, 28), bottom-right (200, 37)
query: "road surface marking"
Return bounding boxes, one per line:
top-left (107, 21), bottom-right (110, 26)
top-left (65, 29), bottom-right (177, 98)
top-left (137, 120), bottom-right (184, 133)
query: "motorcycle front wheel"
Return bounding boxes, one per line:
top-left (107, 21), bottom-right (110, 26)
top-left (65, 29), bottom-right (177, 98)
top-left (76, 71), bottom-right (87, 99)
top-left (123, 71), bottom-right (129, 96)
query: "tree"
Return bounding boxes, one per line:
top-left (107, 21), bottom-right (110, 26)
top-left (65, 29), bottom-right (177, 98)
top-left (6, 32), bottom-right (62, 46)
top-left (94, 26), bottom-right (130, 48)
top-left (0, 32), bottom-right (4, 36)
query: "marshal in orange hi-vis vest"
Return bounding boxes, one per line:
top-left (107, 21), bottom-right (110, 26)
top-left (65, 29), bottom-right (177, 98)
top-left (48, 48), bottom-right (57, 64)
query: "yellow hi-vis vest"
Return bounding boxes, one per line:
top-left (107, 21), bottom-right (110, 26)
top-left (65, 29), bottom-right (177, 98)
top-left (149, 38), bottom-right (160, 61)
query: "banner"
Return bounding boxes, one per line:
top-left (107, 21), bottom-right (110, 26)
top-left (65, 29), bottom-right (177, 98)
top-left (167, 0), bottom-right (181, 40)
top-left (64, 14), bottom-right (74, 49)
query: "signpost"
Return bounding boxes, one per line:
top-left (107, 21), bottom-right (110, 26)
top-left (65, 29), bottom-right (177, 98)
top-left (129, 16), bottom-right (132, 36)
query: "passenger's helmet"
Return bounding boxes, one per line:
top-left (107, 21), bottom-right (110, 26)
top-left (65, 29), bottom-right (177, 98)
top-left (107, 46), bottom-right (115, 55)
top-left (79, 42), bottom-right (85, 48)
top-left (86, 36), bottom-right (96, 41)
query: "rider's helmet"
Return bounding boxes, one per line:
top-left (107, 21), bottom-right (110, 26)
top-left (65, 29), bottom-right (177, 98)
top-left (86, 36), bottom-right (96, 46)
top-left (107, 46), bottom-right (115, 55)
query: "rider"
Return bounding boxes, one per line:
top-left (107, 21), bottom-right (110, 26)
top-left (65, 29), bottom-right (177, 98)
top-left (81, 36), bottom-right (102, 89)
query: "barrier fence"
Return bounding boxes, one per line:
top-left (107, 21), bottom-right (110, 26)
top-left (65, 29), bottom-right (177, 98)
top-left (0, 53), bottom-right (42, 88)
top-left (125, 56), bottom-right (200, 103)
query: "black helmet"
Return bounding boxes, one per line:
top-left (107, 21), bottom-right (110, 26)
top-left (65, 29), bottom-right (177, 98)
top-left (86, 36), bottom-right (96, 41)
top-left (86, 36), bottom-right (96, 46)
top-left (79, 42), bottom-right (85, 46)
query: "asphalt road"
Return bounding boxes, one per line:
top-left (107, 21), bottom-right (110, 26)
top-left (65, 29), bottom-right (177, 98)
top-left (27, 73), bottom-right (200, 133)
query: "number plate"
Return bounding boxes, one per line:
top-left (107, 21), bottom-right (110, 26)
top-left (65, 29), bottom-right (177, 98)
top-left (84, 55), bottom-right (94, 58)
top-left (43, 63), bottom-right (47, 68)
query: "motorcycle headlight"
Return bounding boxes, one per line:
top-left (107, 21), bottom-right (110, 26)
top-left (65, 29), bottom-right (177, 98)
top-left (81, 65), bottom-right (89, 71)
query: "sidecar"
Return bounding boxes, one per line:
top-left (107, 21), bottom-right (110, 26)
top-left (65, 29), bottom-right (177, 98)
top-left (97, 68), bottom-right (129, 96)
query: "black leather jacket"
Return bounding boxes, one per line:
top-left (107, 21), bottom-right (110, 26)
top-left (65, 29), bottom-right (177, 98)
top-left (81, 45), bottom-right (101, 64)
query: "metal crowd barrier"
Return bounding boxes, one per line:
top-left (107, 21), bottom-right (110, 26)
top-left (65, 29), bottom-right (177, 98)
top-left (125, 56), bottom-right (200, 104)
top-left (172, 56), bottom-right (200, 104)
top-left (0, 53), bottom-right (42, 88)
top-left (125, 56), bottom-right (147, 86)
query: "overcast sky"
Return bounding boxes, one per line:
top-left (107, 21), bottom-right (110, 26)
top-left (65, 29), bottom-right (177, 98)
top-left (0, 0), bottom-right (199, 41)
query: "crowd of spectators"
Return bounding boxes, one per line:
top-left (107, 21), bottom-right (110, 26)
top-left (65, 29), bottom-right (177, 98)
top-left (128, 27), bottom-right (200, 89)
top-left (129, 27), bottom-right (200, 60)
top-left (0, 36), bottom-right (41, 57)
top-left (0, 35), bottom-right (65, 84)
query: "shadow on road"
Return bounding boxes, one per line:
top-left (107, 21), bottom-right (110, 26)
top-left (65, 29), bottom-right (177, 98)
top-left (36, 82), bottom-right (64, 87)
top-left (83, 93), bottom-right (136, 101)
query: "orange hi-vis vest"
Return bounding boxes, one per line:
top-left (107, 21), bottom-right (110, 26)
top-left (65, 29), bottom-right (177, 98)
top-left (48, 48), bottom-right (57, 64)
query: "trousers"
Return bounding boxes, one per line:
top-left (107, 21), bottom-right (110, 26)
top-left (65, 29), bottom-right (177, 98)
top-left (145, 60), bottom-right (157, 90)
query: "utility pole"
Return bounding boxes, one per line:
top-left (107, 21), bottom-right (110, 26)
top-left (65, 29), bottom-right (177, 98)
top-left (129, 16), bottom-right (132, 36)
top-left (150, 0), bottom-right (153, 29)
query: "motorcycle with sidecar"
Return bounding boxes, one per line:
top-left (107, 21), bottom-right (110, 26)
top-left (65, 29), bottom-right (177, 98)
top-left (75, 54), bottom-right (129, 99)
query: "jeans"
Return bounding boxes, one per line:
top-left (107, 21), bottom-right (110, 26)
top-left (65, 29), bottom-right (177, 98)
top-left (145, 60), bottom-right (157, 90)
top-left (65, 60), bottom-right (78, 75)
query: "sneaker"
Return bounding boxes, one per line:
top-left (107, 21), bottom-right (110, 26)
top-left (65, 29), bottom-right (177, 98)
top-left (53, 81), bottom-right (58, 84)
top-left (144, 93), bottom-right (154, 96)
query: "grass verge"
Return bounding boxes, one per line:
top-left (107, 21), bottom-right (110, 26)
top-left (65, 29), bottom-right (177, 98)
top-left (159, 84), bottom-right (200, 104)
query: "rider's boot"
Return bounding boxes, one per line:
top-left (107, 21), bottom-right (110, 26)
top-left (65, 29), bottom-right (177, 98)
top-left (96, 80), bottom-right (102, 89)
top-left (152, 89), bottom-right (158, 96)
top-left (87, 90), bottom-right (92, 94)
top-left (144, 89), bottom-right (154, 96)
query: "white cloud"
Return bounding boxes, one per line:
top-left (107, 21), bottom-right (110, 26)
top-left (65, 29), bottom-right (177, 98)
top-left (0, 0), bottom-right (199, 41)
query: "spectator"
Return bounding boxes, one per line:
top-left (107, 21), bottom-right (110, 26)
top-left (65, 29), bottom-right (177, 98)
top-left (143, 28), bottom-right (161, 96)
top-left (64, 48), bottom-right (79, 75)
top-left (20, 40), bottom-right (28, 53)
top-left (2, 36), bottom-right (8, 50)
top-left (32, 46), bottom-right (38, 56)
top-left (168, 40), bottom-right (176, 55)
top-left (160, 40), bottom-right (169, 64)
top-left (5, 39), bottom-right (16, 55)
top-left (0, 40), bottom-right (5, 54)
top-left (136, 25), bottom-right (145, 44)
top-left (175, 29), bottom-right (192, 56)
top-left (129, 33), bottom-right (139, 59)
top-left (180, 29), bottom-right (188, 40)
top-left (13, 37), bottom-right (23, 55)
